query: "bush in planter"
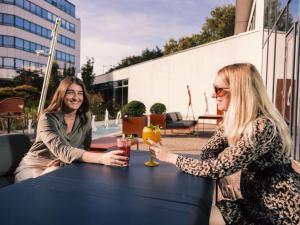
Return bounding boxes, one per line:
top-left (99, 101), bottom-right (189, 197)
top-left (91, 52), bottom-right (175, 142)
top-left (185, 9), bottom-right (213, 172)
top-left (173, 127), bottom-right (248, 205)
top-left (122, 100), bottom-right (146, 117)
top-left (150, 103), bottom-right (166, 114)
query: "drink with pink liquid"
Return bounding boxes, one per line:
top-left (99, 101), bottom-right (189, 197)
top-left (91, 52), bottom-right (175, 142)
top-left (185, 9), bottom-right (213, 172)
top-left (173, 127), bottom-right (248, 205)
top-left (117, 137), bottom-right (131, 165)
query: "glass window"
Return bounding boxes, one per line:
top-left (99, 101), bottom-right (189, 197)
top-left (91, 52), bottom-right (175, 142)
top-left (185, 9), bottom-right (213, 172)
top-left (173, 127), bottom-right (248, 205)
top-left (70, 39), bottom-right (75, 48)
top-left (61, 52), bottom-right (66, 61)
top-left (42, 27), bottom-right (47, 37)
top-left (36, 6), bottom-right (42, 17)
top-left (15, 0), bottom-right (24, 7)
top-left (15, 59), bottom-right (23, 69)
top-left (24, 0), bottom-right (30, 11)
top-left (288, 0), bottom-right (299, 29)
top-left (277, 9), bottom-right (287, 32)
top-left (30, 23), bottom-right (36, 33)
top-left (15, 38), bottom-right (23, 49)
top-left (57, 51), bottom-right (62, 60)
top-left (3, 58), bottom-right (14, 68)
top-left (3, 0), bottom-right (14, 4)
top-left (52, 14), bottom-right (57, 22)
top-left (47, 30), bottom-right (51, 38)
top-left (3, 14), bottom-right (14, 25)
top-left (65, 38), bottom-right (70, 47)
top-left (23, 40), bottom-right (30, 51)
top-left (42, 8), bottom-right (47, 19)
top-left (23, 60), bottom-right (30, 70)
top-left (277, 0), bottom-right (287, 16)
top-left (66, 54), bottom-right (70, 62)
top-left (70, 55), bottom-right (75, 63)
top-left (70, 23), bottom-right (75, 32)
top-left (36, 44), bottom-right (42, 51)
top-left (47, 11), bottom-right (52, 21)
top-left (61, 19), bottom-right (66, 28)
top-left (15, 16), bottom-right (23, 28)
top-left (30, 42), bottom-right (36, 52)
top-left (36, 25), bottom-right (42, 35)
top-left (0, 35), bottom-right (2, 46)
top-left (0, 13), bottom-right (2, 24)
top-left (0, 57), bottom-right (2, 68)
top-left (30, 2), bottom-right (36, 14)
top-left (3, 36), bottom-right (14, 47)
top-left (24, 20), bottom-right (30, 31)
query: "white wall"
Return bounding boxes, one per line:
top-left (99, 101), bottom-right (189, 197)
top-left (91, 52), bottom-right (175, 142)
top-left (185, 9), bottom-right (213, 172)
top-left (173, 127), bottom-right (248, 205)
top-left (95, 30), bottom-right (263, 119)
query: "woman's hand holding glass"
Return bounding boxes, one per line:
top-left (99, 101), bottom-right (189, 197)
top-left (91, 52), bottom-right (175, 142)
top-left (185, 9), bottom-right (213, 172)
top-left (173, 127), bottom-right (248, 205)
top-left (147, 139), bottom-right (178, 165)
top-left (99, 150), bottom-right (128, 167)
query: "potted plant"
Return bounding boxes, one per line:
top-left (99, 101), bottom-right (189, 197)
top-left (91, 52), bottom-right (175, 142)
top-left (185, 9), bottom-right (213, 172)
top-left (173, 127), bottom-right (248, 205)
top-left (149, 103), bottom-right (166, 129)
top-left (121, 100), bottom-right (147, 137)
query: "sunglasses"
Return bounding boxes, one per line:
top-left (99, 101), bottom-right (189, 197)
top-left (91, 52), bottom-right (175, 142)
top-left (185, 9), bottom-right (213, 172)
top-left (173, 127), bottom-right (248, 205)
top-left (213, 85), bottom-right (230, 97)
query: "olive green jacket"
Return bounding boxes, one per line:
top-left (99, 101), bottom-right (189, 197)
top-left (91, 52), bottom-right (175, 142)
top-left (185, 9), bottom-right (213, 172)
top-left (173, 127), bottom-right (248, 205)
top-left (28, 112), bottom-right (92, 164)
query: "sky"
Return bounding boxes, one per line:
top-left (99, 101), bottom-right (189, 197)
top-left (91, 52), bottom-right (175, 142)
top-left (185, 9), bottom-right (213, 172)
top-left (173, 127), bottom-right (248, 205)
top-left (71, 0), bottom-right (235, 75)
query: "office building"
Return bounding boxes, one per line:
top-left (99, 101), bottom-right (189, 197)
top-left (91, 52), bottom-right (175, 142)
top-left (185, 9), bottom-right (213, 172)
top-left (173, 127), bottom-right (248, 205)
top-left (0, 0), bottom-right (80, 79)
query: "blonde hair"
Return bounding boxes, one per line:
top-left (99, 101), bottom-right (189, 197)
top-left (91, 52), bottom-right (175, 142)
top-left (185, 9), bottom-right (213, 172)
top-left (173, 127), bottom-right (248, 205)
top-left (218, 63), bottom-right (292, 155)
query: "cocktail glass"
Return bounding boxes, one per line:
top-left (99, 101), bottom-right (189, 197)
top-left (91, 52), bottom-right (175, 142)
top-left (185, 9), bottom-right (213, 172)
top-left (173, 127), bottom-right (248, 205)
top-left (142, 125), bottom-right (161, 167)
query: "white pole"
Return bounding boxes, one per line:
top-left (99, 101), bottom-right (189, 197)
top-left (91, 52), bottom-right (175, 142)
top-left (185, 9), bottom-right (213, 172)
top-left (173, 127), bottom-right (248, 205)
top-left (37, 18), bottom-right (61, 114)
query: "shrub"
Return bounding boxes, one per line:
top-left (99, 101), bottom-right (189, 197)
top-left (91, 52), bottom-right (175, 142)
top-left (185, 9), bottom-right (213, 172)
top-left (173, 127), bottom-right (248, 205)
top-left (121, 100), bottom-right (146, 117)
top-left (150, 103), bottom-right (166, 114)
top-left (14, 84), bottom-right (39, 94)
top-left (0, 87), bottom-right (15, 98)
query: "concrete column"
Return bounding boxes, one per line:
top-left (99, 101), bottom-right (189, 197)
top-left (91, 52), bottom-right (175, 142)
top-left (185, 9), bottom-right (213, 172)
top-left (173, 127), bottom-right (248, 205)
top-left (234, 0), bottom-right (254, 34)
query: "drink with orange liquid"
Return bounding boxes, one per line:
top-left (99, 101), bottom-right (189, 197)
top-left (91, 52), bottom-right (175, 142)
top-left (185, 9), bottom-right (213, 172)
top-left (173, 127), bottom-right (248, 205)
top-left (142, 124), bottom-right (161, 167)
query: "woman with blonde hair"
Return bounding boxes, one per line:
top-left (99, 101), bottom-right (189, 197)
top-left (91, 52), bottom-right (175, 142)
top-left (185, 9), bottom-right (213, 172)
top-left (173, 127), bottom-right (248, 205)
top-left (15, 77), bottom-right (128, 182)
top-left (148, 63), bottom-right (300, 224)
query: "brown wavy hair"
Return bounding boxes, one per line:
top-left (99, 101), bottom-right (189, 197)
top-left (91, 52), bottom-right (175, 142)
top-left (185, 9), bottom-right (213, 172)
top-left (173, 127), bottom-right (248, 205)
top-left (44, 76), bottom-right (90, 125)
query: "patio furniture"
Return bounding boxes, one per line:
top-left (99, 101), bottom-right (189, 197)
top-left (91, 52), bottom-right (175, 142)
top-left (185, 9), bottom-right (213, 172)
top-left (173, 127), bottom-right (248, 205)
top-left (150, 113), bottom-right (166, 129)
top-left (0, 97), bottom-right (25, 133)
top-left (0, 133), bottom-right (31, 188)
top-left (122, 116), bottom-right (147, 138)
top-left (0, 151), bottom-right (214, 225)
top-left (198, 114), bottom-right (223, 131)
top-left (90, 136), bottom-right (139, 151)
top-left (165, 112), bottom-right (197, 133)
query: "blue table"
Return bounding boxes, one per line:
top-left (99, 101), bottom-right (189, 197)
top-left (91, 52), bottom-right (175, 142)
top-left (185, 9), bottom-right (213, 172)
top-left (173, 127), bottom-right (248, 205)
top-left (0, 151), bottom-right (214, 225)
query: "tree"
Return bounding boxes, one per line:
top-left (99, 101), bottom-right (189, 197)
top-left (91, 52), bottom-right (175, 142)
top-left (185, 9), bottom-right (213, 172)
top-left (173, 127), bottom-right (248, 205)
top-left (163, 4), bottom-right (235, 55)
top-left (14, 69), bottom-right (43, 92)
top-left (163, 38), bottom-right (178, 55)
top-left (47, 61), bottom-right (62, 98)
top-left (63, 63), bottom-right (76, 77)
top-left (109, 46), bottom-right (163, 72)
top-left (81, 57), bottom-right (95, 92)
top-left (200, 5), bottom-right (235, 42)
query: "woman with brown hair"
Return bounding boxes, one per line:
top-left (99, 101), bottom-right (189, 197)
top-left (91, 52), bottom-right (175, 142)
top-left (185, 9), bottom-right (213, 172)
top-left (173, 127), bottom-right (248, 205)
top-left (148, 63), bottom-right (300, 224)
top-left (15, 77), bottom-right (128, 182)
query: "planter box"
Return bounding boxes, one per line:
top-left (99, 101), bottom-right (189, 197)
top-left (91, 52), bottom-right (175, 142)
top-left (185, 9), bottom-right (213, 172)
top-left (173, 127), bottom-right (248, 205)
top-left (122, 116), bottom-right (147, 138)
top-left (150, 114), bottom-right (166, 129)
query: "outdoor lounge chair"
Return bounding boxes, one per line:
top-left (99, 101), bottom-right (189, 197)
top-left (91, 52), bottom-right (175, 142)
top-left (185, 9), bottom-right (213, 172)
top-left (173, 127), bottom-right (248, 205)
top-left (165, 112), bottom-right (197, 131)
top-left (0, 97), bottom-right (26, 133)
top-left (0, 133), bottom-right (31, 188)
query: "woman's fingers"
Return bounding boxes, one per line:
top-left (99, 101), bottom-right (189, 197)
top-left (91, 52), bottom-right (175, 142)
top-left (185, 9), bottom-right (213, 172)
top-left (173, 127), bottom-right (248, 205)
top-left (47, 159), bottom-right (63, 167)
top-left (109, 150), bottom-right (128, 166)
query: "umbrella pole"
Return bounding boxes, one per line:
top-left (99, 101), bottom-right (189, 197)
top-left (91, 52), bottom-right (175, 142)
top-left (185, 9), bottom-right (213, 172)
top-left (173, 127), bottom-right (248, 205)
top-left (37, 18), bottom-right (61, 114)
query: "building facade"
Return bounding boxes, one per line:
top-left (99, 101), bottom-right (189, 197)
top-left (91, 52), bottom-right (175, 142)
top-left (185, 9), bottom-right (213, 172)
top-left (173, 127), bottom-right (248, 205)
top-left (0, 0), bottom-right (80, 79)
top-left (93, 0), bottom-right (299, 159)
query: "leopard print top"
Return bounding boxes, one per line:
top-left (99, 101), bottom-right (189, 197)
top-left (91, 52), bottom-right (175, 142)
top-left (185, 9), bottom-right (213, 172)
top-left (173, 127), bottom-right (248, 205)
top-left (176, 116), bottom-right (300, 224)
